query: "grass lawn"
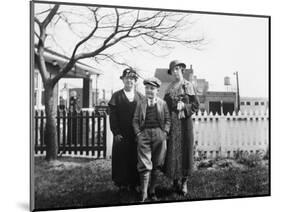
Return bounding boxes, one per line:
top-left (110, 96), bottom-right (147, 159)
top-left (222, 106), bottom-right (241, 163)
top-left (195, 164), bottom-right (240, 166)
top-left (34, 156), bottom-right (269, 210)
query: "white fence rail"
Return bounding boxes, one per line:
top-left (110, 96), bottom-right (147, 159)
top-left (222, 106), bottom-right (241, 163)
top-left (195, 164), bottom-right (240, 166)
top-left (193, 110), bottom-right (269, 158)
top-left (105, 110), bottom-right (269, 159)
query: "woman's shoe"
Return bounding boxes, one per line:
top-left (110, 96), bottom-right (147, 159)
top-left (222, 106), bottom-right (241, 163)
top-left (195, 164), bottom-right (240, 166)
top-left (173, 179), bottom-right (181, 193)
top-left (118, 186), bottom-right (129, 203)
top-left (148, 192), bottom-right (158, 201)
top-left (128, 185), bottom-right (140, 193)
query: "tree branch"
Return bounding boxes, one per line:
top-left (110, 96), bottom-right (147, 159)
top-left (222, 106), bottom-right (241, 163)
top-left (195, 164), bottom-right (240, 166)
top-left (34, 7), bottom-right (203, 88)
top-left (35, 4), bottom-right (60, 86)
top-left (42, 4), bottom-right (60, 29)
top-left (51, 8), bottom-right (100, 84)
top-left (97, 53), bottom-right (132, 68)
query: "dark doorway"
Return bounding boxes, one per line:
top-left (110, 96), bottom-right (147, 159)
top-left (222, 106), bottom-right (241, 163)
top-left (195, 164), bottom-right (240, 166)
top-left (222, 102), bottom-right (235, 115)
top-left (209, 101), bottom-right (221, 115)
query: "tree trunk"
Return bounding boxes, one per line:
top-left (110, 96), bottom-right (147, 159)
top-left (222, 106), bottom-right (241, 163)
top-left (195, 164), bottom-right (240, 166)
top-left (44, 82), bottom-right (58, 161)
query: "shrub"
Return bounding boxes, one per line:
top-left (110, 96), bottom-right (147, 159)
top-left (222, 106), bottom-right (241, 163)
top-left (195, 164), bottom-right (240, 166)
top-left (263, 148), bottom-right (269, 160)
top-left (234, 149), bottom-right (263, 168)
top-left (197, 159), bottom-right (213, 169)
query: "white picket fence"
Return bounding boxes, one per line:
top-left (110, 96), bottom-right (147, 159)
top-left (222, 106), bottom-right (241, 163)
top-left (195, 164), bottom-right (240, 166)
top-left (104, 110), bottom-right (269, 159)
top-left (193, 110), bottom-right (269, 158)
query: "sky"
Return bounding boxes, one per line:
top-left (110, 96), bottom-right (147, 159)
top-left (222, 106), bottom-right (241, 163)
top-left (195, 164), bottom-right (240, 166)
top-left (97, 13), bottom-right (269, 98)
top-left (35, 4), bottom-right (269, 98)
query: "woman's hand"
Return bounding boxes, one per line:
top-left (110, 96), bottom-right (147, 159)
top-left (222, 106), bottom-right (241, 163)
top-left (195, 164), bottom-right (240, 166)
top-left (177, 101), bottom-right (186, 119)
top-left (177, 101), bottom-right (185, 111)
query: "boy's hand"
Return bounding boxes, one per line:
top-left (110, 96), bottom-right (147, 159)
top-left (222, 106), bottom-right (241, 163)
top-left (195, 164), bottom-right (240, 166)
top-left (162, 130), bottom-right (168, 139)
top-left (136, 131), bottom-right (142, 137)
top-left (135, 132), bottom-right (142, 142)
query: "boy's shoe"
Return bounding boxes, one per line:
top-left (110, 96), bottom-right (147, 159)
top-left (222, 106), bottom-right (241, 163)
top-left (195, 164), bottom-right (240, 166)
top-left (181, 184), bottom-right (188, 196)
top-left (139, 171), bottom-right (150, 203)
top-left (139, 192), bottom-right (148, 202)
top-left (181, 178), bottom-right (188, 196)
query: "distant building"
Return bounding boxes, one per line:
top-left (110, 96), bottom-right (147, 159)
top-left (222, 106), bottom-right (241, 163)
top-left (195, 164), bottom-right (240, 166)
top-left (240, 97), bottom-right (269, 112)
top-left (154, 65), bottom-right (267, 115)
top-left (155, 65), bottom-right (194, 98)
top-left (155, 65), bottom-right (236, 114)
top-left (204, 91), bottom-right (236, 115)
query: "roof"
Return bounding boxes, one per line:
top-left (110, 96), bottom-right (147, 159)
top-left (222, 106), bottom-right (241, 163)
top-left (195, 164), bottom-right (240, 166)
top-left (35, 46), bottom-right (103, 76)
top-left (240, 97), bottom-right (268, 101)
top-left (206, 91), bottom-right (236, 97)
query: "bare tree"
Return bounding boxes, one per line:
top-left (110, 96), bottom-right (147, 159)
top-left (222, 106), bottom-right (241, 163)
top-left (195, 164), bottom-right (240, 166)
top-left (33, 3), bottom-right (203, 161)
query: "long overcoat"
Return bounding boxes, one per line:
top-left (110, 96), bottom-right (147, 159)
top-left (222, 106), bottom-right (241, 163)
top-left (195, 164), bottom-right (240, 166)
top-left (163, 80), bottom-right (199, 179)
top-left (108, 89), bottom-right (143, 186)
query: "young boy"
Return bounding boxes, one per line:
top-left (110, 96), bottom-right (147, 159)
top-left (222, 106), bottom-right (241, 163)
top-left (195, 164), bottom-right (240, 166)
top-left (132, 77), bottom-right (171, 202)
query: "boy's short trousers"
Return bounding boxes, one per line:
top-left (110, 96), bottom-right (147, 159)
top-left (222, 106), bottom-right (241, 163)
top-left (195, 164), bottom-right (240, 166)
top-left (137, 127), bottom-right (167, 173)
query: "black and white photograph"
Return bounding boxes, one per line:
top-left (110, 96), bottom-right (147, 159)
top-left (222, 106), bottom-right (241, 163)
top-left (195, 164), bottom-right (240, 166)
top-left (30, 0), bottom-right (270, 211)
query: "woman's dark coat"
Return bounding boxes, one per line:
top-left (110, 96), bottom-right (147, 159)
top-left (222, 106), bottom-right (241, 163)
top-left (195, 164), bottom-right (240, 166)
top-left (108, 89), bottom-right (143, 186)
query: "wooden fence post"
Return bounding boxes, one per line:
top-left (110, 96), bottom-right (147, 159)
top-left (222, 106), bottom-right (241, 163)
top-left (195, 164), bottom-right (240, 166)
top-left (219, 114), bottom-right (227, 158)
top-left (106, 115), bottom-right (113, 159)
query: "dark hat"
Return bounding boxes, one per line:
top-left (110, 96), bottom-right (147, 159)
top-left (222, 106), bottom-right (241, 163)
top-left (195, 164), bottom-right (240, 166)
top-left (143, 77), bottom-right (161, 88)
top-left (167, 60), bottom-right (186, 75)
top-left (120, 68), bottom-right (138, 80)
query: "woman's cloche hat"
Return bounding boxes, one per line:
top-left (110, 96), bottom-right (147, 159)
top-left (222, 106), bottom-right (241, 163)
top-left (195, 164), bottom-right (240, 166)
top-left (167, 60), bottom-right (186, 75)
top-left (120, 68), bottom-right (138, 80)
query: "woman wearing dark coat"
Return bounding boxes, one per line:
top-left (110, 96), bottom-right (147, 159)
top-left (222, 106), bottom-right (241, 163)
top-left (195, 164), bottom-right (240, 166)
top-left (108, 68), bottom-right (144, 191)
top-left (164, 60), bottom-right (200, 196)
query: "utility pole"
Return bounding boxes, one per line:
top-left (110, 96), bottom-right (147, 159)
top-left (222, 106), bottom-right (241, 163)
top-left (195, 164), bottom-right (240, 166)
top-left (233, 71), bottom-right (240, 112)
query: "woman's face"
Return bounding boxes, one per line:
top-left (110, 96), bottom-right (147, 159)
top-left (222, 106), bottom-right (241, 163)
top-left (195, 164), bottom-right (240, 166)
top-left (171, 65), bottom-right (184, 80)
top-left (122, 76), bottom-right (136, 90)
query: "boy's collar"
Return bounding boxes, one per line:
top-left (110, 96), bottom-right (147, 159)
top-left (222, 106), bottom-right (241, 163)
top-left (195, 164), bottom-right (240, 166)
top-left (146, 97), bottom-right (158, 105)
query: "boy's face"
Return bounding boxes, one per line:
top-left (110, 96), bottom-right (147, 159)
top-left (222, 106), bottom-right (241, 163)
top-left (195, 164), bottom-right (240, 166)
top-left (145, 84), bottom-right (158, 99)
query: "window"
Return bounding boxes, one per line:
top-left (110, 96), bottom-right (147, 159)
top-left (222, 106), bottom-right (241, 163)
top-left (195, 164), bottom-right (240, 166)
top-left (240, 102), bottom-right (245, 105)
top-left (255, 102), bottom-right (259, 106)
top-left (246, 102), bottom-right (251, 106)
top-left (261, 102), bottom-right (265, 105)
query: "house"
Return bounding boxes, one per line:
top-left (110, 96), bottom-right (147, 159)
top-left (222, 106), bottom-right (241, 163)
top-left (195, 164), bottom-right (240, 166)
top-left (204, 91), bottom-right (236, 115)
top-left (34, 47), bottom-right (102, 110)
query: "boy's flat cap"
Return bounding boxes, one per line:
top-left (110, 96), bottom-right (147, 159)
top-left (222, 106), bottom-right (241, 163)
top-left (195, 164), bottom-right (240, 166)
top-left (143, 77), bottom-right (161, 88)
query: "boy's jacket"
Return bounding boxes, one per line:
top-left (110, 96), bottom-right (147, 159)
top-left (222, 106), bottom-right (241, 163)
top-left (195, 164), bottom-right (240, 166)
top-left (132, 97), bottom-right (171, 135)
